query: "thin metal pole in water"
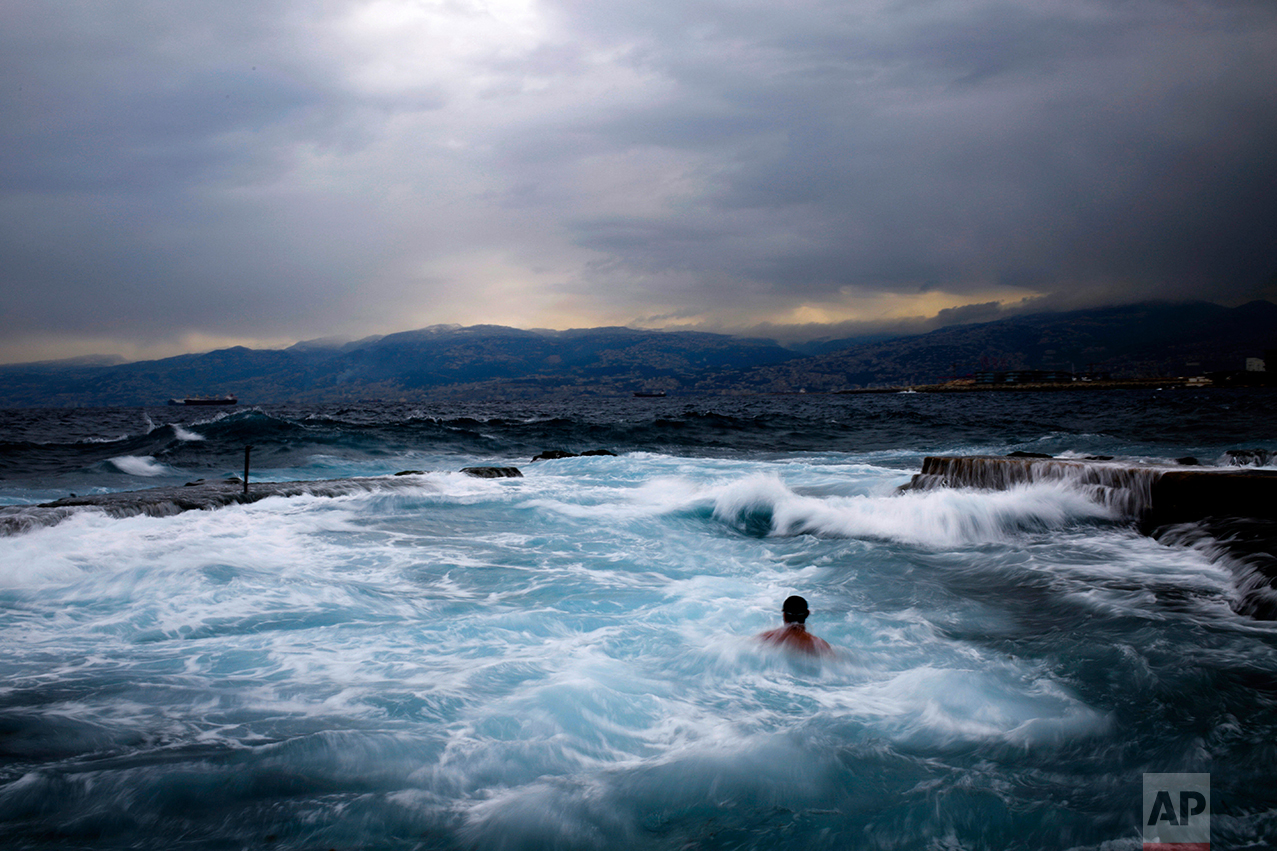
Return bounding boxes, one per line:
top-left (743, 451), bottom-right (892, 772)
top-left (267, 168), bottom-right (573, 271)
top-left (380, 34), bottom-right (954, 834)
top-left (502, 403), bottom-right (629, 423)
top-left (243, 445), bottom-right (253, 497)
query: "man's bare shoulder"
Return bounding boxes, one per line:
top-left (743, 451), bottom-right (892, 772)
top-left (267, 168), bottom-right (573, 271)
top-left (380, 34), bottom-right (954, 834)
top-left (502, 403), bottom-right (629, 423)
top-left (757, 624), bottom-right (833, 656)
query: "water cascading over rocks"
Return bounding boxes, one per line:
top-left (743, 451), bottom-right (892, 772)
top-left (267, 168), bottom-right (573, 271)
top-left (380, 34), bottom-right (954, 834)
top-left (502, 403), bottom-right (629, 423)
top-left (906, 454), bottom-right (1277, 618)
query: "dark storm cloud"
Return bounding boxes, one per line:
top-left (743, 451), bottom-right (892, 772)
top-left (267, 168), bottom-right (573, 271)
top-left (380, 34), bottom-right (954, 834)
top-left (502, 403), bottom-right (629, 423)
top-left (2, 0), bottom-right (1276, 362)
top-left (1, 1), bottom-right (326, 192)
top-left (0, 1), bottom-right (469, 361)
top-left (536, 0), bottom-right (1277, 308)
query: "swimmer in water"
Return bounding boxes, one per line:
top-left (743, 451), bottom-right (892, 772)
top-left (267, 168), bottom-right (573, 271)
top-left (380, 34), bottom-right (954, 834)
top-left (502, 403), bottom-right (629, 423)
top-left (757, 595), bottom-right (833, 657)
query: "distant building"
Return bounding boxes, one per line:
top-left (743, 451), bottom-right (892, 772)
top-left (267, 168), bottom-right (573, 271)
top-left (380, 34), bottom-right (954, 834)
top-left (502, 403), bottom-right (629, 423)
top-left (1246, 357), bottom-right (1266, 372)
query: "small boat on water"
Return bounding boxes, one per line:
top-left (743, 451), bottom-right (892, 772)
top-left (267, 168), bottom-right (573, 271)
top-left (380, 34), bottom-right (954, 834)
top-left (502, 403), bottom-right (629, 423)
top-left (633, 390), bottom-right (667, 398)
top-left (168, 395), bottom-right (238, 406)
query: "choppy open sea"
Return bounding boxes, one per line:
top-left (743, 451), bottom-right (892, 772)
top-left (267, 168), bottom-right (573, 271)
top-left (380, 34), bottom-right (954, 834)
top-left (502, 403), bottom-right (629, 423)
top-left (2, 390), bottom-right (1276, 850)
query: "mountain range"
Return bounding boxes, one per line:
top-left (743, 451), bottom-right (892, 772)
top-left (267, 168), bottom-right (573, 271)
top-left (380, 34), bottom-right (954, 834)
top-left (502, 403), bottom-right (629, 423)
top-left (2, 301), bottom-right (1274, 407)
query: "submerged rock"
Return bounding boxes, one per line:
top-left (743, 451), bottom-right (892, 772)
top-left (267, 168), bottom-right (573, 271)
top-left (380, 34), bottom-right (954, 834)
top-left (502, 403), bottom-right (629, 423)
top-left (532, 449), bottom-right (617, 461)
top-left (461, 467), bottom-right (523, 478)
top-left (532, 450), bottom-right (577, 461)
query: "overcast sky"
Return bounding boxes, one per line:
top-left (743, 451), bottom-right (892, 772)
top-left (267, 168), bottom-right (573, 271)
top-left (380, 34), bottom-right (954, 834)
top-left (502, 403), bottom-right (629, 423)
top-left (3, 0), bottom-right (1276, 363)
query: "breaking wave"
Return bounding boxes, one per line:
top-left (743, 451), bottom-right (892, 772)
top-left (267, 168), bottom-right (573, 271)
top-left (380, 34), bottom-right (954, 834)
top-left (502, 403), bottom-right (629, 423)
top-left (710, 473), bottom-right (1112, 546)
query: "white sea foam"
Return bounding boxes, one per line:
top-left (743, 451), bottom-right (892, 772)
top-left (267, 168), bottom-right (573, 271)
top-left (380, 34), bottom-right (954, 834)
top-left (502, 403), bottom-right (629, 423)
top-left (172, 424), bottom-right (204, 441)
top-left (73, 434), bottom-right (131, 445)
top-left (711, 473), bottom-right (1112, 547)
top-left (0, 437), bottom-right (1268, 849)
top-left (826, 665), bottom-right (1113, 748)
top-left (106, 455), bottom-right (172, 476)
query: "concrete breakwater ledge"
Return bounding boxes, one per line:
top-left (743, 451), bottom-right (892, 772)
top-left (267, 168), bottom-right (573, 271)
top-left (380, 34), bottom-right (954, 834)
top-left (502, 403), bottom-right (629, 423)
top-left (906, 454), bottom-right (1277, 619)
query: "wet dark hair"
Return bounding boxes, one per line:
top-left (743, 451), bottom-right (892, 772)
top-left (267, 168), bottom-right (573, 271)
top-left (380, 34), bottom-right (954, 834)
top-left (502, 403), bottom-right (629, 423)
top-left (782, 595), bottom-right (809, 624)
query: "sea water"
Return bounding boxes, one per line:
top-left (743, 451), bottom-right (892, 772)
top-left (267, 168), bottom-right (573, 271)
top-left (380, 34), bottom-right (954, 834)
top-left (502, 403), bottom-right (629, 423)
top-left (1, 392), bottom-right (1276, 849)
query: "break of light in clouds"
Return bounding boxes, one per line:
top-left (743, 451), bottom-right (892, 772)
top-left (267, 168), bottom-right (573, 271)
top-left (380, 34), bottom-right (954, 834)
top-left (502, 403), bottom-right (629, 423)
top-left (3, 0), bottom-right (1276, 363)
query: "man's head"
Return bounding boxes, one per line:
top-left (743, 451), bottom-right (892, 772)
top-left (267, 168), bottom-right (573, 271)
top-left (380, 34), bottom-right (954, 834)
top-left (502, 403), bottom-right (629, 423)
top-left (782, 595), bottom-right (809, 624)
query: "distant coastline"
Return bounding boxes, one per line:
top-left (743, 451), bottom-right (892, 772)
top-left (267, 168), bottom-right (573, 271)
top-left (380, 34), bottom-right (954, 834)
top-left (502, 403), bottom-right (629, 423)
top-left (1, 300), bottom-right (1272, 407)
top-left (838, 376), bottom-right (1273, 394)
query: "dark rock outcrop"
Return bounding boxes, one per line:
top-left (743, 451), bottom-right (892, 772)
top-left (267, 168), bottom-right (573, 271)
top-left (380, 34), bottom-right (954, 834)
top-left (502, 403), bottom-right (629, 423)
top-left (1146, 467), bottom-right (1277, 528)
top-left (531, 449), bottom-right (618, 462)
top-left (460, 467), bottom-right (523, 478)
top-left (532, 450), bottom-right (577, 461)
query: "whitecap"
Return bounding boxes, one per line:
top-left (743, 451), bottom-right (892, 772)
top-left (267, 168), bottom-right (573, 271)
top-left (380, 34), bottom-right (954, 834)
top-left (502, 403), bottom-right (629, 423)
top-left (107, 455), bottom-right (171, 477)
top-left (172, 424), bottom-right (204, 442)
top-left (830, 665), bottom-right (1113, 750)
top-left (712, 473), bottom-right (1113, 547)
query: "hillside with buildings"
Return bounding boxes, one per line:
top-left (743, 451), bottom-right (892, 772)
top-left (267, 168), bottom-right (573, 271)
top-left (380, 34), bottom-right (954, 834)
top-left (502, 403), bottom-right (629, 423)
top-left (0, 301), bottom-right (1273, 406)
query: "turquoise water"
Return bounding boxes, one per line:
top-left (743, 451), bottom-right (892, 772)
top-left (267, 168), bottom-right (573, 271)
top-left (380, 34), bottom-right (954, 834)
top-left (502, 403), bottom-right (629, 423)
top-left (1, 394), bottom-right (1275, 849)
